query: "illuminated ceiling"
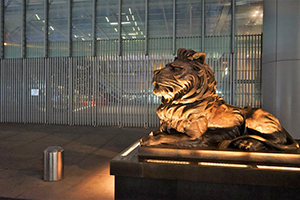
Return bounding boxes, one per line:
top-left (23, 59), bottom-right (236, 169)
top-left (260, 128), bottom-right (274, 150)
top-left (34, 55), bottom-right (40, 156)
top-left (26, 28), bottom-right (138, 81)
top-left (3, 0), bottom-right (263, 42)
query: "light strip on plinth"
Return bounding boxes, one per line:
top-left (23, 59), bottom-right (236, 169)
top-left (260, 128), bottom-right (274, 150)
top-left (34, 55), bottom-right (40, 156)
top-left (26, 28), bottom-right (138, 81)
top-left (199, 162), bottom-right (249, 168)
top-left (256, 165), bottom-right (300, 171)
top-left (121, 141), bottom-right (140, 157)
top-left (146, 159), bottom-right (190, 165)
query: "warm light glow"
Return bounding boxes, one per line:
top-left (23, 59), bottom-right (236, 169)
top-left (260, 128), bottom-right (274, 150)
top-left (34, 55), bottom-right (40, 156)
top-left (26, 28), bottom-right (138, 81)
top-left (257, 165), bottom-right (300, 171)
top-left (121, 141), bottom-right (140, 157)
top-left (4, 42), bottom-right (7, 46)
top-left (35, 14), bottom-right (40, 20)
top-left (146, 159), bottom-right (190, 165)
top-left (199, 162), bottom-right (249, 168)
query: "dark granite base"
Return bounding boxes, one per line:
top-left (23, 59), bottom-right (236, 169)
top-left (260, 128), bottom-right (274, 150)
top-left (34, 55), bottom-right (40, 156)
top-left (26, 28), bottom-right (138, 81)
top-left (115, 176), bottom-right (300, 200)
top-left (110, 142), bottom-right (300, 200)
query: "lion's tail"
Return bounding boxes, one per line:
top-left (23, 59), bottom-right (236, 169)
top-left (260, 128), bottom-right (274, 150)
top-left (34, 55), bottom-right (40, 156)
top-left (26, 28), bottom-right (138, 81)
top-left (225, 130), bottom-right (299, 152)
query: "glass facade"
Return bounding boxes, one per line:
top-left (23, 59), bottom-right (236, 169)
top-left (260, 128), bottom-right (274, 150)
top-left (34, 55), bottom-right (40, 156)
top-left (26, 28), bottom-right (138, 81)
top-left (0, 0), bottom-right (263, 127)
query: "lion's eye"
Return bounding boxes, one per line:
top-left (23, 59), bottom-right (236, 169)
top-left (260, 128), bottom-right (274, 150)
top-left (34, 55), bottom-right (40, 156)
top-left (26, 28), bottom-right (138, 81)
top-left (169, 65), bottom-right (182, 72)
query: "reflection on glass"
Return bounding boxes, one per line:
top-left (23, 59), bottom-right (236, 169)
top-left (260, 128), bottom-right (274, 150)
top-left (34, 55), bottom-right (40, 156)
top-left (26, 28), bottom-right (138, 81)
top-left (149, 0), bottom-right (173, 38)
top-left (4, 0), bottom-right (22, 58)
top-left (205, 0), bottom-right (231, 36)
top-left (176, 0), bottom-right (201, 37)
top-left (236, 0), bottom-right (263, 35)
top-left (122, 0), bottom-right (145, 40)
top-left (49, 0), bottom-right (68, 57)
top-left (26, 1), bottom-right (44, 58)
top-left (96, 0), bottom-right (119, 40)
top-left (72, 0), bottom-right (93, 56)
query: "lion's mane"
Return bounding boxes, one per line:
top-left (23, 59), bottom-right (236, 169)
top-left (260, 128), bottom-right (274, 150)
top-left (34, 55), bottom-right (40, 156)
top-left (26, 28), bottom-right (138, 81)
top-left (155, 48), bottom-right (224, 125)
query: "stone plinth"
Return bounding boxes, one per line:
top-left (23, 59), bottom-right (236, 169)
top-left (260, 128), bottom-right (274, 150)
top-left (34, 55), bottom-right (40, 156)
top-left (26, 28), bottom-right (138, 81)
top-left (110, 142), bottom-right (300, 200)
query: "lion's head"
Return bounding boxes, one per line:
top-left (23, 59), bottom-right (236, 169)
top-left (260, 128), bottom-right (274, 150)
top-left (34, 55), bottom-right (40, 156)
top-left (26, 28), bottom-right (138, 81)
top-left (153, 48), bottom-right (218, 104)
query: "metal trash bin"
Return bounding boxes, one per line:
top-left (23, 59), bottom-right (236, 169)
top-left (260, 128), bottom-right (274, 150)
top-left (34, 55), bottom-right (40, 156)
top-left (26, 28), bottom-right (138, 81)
top-left (43, 146), bottom-right (64, 181)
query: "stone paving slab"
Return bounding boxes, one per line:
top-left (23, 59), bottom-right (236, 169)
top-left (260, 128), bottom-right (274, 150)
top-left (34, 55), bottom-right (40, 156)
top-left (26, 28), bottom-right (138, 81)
top-left (0, 123), bottom-right (154, 200)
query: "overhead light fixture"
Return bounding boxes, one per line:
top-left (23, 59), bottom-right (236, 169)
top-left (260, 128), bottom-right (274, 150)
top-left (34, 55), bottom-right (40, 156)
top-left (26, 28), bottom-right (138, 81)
top-left (114, 28), bottom-right (118, 32)
top-left (129, 8), bottom-right (132, 15)
top-left (132, 27), bottom-right (135, 31)
top-left (35, 14), bottom-right (40, 20)
top-left (137, 27), bottom-right (140, 31)
top-left (49, 26), bottom-right (54, 31)
top-left (105, 17), bottom-right (109, 22)
top-left (110, 22), bottom-right (131, 25)
top-left (128, 33), bottom-right (137, 35)
top-left (135, 22), bottom-right (137, 26)
top-left (132, 15), bottom-right (135, 21)
top-left (126, 16), bottom-right (129, 21)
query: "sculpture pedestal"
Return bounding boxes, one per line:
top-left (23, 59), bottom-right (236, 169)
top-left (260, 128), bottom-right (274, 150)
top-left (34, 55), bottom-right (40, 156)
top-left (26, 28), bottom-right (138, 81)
top-left (110, 142), bottom-right (300, 200)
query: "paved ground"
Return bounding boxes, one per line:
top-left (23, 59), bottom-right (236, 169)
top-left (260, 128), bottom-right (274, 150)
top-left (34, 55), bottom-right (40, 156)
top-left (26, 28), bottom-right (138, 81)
top-left (0, 123), bottom-right (155, 200)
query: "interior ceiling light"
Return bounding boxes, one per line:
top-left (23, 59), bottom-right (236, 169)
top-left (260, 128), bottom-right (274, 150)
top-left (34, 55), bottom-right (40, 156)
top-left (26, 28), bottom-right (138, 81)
top-left (132, 27), bottom-right (135, 31)
top-left (49, 26), bottom-right (54, 31)
top-left (132, 15), bottom-right (135, 21)
top-left (110, 22), bottom-right (118, 25)
top-left (35, 14), bottom-right (40, 20)
top-left (129, 8), bottom-right (132, 15)
top-left (135, 22), bottom-right (137, 26)
top-left (105, 17), bottom-right (109, 22)
top-left (137, 27), bottom-right (140, 31)
top-left (126, 16), bottom-right (129, 21)
top-left (114, 28), bottom-right (118, 32)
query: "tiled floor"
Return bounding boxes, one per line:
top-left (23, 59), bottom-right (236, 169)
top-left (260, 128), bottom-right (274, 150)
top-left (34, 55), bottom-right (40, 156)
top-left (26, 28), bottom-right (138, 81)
top-left (0, 123), bottom-right (155, 200)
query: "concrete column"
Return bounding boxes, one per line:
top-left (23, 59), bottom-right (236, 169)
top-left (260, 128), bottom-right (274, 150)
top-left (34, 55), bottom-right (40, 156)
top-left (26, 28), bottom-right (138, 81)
top-left (262, 0), bottom-right (300, 138)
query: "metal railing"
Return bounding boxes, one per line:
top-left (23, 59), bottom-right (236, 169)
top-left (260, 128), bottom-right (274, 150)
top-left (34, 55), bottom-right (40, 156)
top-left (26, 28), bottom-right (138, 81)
top-left (0, 34), bottom-right (261, 127)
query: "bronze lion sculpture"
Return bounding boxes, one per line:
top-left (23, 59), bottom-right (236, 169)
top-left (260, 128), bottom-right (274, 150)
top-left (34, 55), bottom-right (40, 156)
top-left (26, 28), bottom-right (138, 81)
top-left (141, 48), bottom-right (299, 152)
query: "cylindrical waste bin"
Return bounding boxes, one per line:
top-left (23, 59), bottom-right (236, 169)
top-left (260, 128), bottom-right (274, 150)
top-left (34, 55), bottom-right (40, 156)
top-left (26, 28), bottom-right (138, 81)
top-left (43, 146), bottom-right (64, 181)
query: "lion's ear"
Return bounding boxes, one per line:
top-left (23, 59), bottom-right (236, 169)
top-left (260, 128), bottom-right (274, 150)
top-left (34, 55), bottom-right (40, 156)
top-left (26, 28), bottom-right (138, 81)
top-left (189, 52), bottom-right (206, 65)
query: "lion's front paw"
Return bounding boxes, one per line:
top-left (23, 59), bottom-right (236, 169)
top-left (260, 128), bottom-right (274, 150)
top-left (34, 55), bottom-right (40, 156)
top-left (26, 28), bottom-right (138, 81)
top-left (140, 135), bottom-right (162, 146)
top-left (232, 139), bottom-right (264, 151)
